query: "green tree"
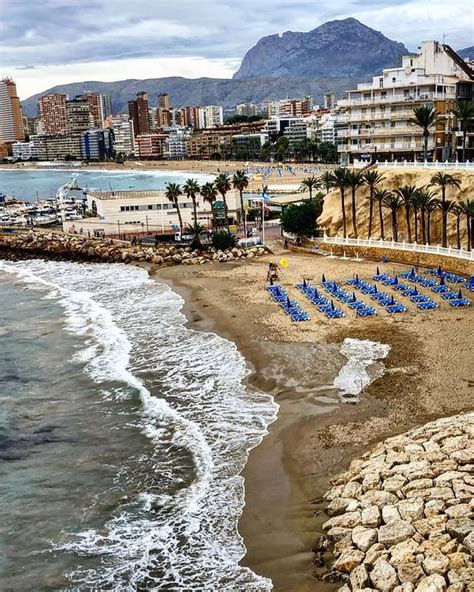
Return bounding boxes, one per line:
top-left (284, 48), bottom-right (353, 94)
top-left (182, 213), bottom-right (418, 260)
top-left (318, 142), bottom-right (337, 163)
top-left (280, 199), bottom-right (323, 237)
top-left (329, 167), bottom-right (351, 238)
top-left (183, 178), bottom-right (201, 226)
top-left (184, 222), bottom-right (206, 250)
top-left (410, 106), bottom-right (439, 161)
top-left (452, 204), bottom-right (463, 250)
top-left (429, 172), bottom-right (461, 247)
top-left (346, 170), bottom-right (364, 238)
top-left (425, 198), bottom-right (440, 246)
top-left (393, 185), bottom-right (418, 243)
top-left (363, 170), bottom-right (385, 238)
top-left (232, 169), bottom-right (249, 233)
top-left (165, 182), bottom-right (184, 236)
top-left (200, 182), bottom-right (218, 227)
top-left (413, 188), bottom-right (436, 244)
top-left (381, 192), bottom-right (403, 242)
top-left (299, 175), bottom-right (320, 201)
top-left (215, 172), bottom-right (232, 227)
top-left (274, 136), bottom-right (290, 161)
top-left (451, 101), bottom-right (474, 162)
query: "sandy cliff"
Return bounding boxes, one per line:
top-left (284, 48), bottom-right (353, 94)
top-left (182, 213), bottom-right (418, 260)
top-left (318, 168), bottom-right (474, 247)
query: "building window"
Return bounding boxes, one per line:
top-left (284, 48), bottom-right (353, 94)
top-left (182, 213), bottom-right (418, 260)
top-left (157, 204), bottom-right (162, 210)
top-left (148, 205), bottom-right (153, 210)
top-left (125, 206), bottom-right (130, 211)
top-left (120, 206), bottom-right (125, 212)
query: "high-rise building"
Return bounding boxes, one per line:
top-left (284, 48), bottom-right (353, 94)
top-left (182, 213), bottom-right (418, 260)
top-left (81, 128), bottom-right (114, 161)
top-left (128, 92), bottom-right (150, 136)
top-left (267, 96), bottom-right (313, 118)
top-left (66, 97), bottom-right (94, 133)
top-left (235, 103), bottom-right (258, 117)
top-left (0, 78), bottom-right (25, 142)
top-left (82, 92), bottom-right (112, 128)
top-left (23, 116), bottom-right (38, 138)
top-left (38, 93), bottom-right (68, 134)
top-left (324, 92), bottom-right (337, 110)
top-left (158, 93), bottom-right (170, 110)
top-left (196, 105), bottom-right (223, 129)
top-left (107, 114), bottom-right (135, 156)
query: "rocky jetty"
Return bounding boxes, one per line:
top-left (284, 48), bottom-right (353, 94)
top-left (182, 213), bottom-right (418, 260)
top-left (314, 413), bottom-right (474, 592)
top-left (0, 230), bottom-right (268, 266)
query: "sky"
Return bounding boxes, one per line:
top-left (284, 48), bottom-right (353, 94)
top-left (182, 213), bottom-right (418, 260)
top-left (1, 0), bottom-right (472, 99)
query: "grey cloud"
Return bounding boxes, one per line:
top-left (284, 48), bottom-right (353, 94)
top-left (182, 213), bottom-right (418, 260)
top-left (0, 0), bottom-right (471, 69)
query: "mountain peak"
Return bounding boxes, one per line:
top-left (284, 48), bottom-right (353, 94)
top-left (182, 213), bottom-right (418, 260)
top-left (233, 18), bottom-right (408, 80)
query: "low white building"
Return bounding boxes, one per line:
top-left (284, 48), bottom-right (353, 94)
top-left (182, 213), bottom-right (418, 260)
top-left (63, 188), bottom-right (243, 236)
top-left (12, 140), bottom-right (33, 160)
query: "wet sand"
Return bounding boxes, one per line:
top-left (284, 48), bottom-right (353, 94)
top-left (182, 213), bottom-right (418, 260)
top-left (155, 248), bottom-right (473, 591)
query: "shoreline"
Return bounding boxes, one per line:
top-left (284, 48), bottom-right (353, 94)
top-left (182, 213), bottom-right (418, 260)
top-left (154, 250), bottom-right (472, 591)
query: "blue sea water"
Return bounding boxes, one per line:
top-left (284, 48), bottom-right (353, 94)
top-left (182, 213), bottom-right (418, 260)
top-left (0, 259), bottom-right (277, 591)
top-left (0, 167), bottom-right (213, 202)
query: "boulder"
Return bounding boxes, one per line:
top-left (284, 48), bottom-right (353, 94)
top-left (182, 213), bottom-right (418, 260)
top-left (362, 506), bottom-right (382, 528)
top-left (327, 498), bottom-right (358, 517)
top-left (323, 512), bottom-right (362, 531)
top-left (378, 519), bottom-right (416, 546)
top-left (350, 563), bottom-right (370, 589)
top-left (389, 539), bottom-right (422, 567)
top-left (446, 518), bottom-right (474, 542)
top-left (361, 490), bottom-right (398, 509)
top-left (423, 550), bottom-right (450, 575)
top-left (383, 506), bottom-right (402, 524)
top-left (333, 549), bottom-right (365, 573)
top-left (462, 531), bottom-right (474, 554)
top-left (414, 574), bottom-right (447, 592)
top-left (352, 526), bottom-right (378, 552)
top-left (397, 558), bottom-right (425, 584)
top-left (398, 498), bottom-right (425, 522)
top-left (370, 558), bottom-right (399, 592)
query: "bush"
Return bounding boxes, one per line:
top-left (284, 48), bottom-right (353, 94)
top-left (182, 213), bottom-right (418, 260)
top-left (281, 199), bottom-right (323, 237)
top-left (211, 231), bottom-right (238, 250)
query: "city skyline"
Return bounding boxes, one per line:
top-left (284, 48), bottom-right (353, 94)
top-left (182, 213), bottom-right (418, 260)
top-left (1, 0), bottom-right (472, 99)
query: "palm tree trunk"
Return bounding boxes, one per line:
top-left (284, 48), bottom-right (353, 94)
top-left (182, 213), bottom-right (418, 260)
top-left (340, 189), bottom-right (347, 238)
top-left (222, 194), bottom-right (229, 228)
top-left (176, 202), bottom-right (184, 235)
top-left (427, 213), bottom-right (432, 245)
top-left (462, 129), bottom-right (467, 163)
top-left (368, 188), bottom-right (374, 238)
top-left (392, 209), bottom-right (398, 242)
top-left (421, 210), bottom-right (426, 244)
top-left (467, 215), bottom-right (472, 251)
top-left (192, 197), bottom-right (198, 225)
top-left (378, 199), bottom-right (384, 240)
top-left (351, 187), bottom-right (357, 238)
top-left (424, 131), bottom-right (428, 161)
top-left (441, 188), bottom-right (447, 247)
top-left (456, 215), bottom-right (461, 250)
top-left (405, 206), bottom-right (412, 242)
top-left (239, 189), bottom-right (246, 235)
top-left (470, 215), bottom-right (474, 251)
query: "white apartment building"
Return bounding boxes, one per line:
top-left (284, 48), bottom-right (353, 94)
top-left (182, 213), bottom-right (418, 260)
top-left (338, 41), bottom-right (473, 163)
top-left (0, 80), bottom-right (16, 142)
top-left (282, 119), bottom-right (309, 145)
top-left (63, 188), bottom-right (242, 235)
top-left (166, 127), bottom-right (192, 159)
top-left (315, 110), bottom-right (348, 146)
top-left (197, 105), bottom-right (224, 129)
top-left (12, 140), bottom-right (33, 160)
top-left (108, 115), bottom-right (135, 156)
top-left (235, 103), bottom-right (258, 117)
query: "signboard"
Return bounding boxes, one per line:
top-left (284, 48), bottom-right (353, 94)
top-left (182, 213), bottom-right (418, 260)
top-left (212, 200), bottom-right (226, 220)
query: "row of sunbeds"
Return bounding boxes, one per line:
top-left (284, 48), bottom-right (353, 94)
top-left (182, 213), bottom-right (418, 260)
top-left (266, 283), bottom-right (309, 321)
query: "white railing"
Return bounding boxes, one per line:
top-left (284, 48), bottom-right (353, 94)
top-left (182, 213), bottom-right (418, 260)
top-left (376, 160), bottom-right (474, 170)
top-left (318, 235), bottom-right (474, 261)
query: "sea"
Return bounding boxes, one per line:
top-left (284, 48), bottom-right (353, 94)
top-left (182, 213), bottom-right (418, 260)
top-left (0, 169), bottom-right (277, 591)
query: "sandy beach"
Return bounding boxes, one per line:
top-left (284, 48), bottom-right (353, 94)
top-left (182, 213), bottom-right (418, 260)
top-left (156, 245), bottom-right (473, 591)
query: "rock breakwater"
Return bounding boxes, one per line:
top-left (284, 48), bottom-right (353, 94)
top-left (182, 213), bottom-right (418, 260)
top-left (314, 413), bottom-right (474, 592)
top-left (0, 230), bottom-right (268, 266)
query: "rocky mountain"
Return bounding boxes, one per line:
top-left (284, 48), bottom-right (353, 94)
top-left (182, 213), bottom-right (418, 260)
top-left (22, 75), bottom-right (360, 116)
top-left (233, 18), bottom-right (408, 80)
top-left (458, 46), bottom-right (474, 60)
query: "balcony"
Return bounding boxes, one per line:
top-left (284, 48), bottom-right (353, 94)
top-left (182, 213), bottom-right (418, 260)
top-left (339, 91), bottom-right (456, 107)
top-left (344, 127), bottom-right (422, 138)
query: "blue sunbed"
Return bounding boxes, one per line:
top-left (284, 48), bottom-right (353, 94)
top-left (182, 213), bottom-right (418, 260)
top-left (418, 301), bottom-right (439, 310)
top-left (432, 285), bottom-right (450, 293)
top-left (449, 298), bottom-right (470, 308)
top-left (325, 309), bottom-right (344, 319)
top-left (386, 304), bottom-right (406, 313)
top-left (411, 295), bottom-right (430, 303)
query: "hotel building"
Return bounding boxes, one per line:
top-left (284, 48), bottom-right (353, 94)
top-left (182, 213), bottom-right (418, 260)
top-left (0, 78), bottom-right (25, 143)
top-left (38, 94), bottom-right (68, 134)
top-left (66, 97), bottom-right (94, 134)
top-left (128, 92), bottom-right (150, 136)
top-left (106, 114), bottom-right (135, 156)
top-left (338, 41), bottom-right (474, 163)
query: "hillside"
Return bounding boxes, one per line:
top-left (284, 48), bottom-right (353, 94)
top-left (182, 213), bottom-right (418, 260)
top-left (21, 76), bottom-right (360, 116)
top-left (233, 18), bottom-right (407, 80)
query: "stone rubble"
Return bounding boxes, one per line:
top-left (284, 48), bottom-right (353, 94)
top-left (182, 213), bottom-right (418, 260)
top-left (0, 230), bottom-right (268, 266)
top-left (315, 413), bottom-right (474, 592)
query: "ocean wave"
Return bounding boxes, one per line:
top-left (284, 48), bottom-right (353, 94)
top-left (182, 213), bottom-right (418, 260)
top-left (0, 259), bottom-right (277, 591)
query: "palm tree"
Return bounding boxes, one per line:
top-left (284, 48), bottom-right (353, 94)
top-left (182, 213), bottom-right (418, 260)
top-left (300, 175), bottom-right (320, 201)
top-left (232, 169), bottom-right (249, 233)
top-left (451, 101), bottom-right (474, 162)
top-left (183, 178), bottom-right (200, 226)
top-left (373, 189), bottom-right (391, 240)
top-left (329, 167), bottom-right (351, 238)
top-left (165, 182), bottom-right (184, 236)
top-left (459, 199), bottom-right (474, 250)
top-left (425, 198), bottom-right (440, 245)
top-left (200, 182), bottom-right (218, 228)
top-left (429, 172), bottom-right (461, 247)
top-left (185, 222), bottom-right (206, 250)
top-left (381, 192), bottom-right (403, 242)
top-left (215, 172), bottom-right (232, 227)
top-left (393, 185), bottom-right (417, 243)
top-left (410, 106), bottom-right (439, 161)
top-left (320, 171), bottom-right (334, 195)
top-left (414, 188), bottom-right (436, 244)
top-left (363, 170), bottom-right (385, 238)
top-left (346, 170), bottom-right (364, 238)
